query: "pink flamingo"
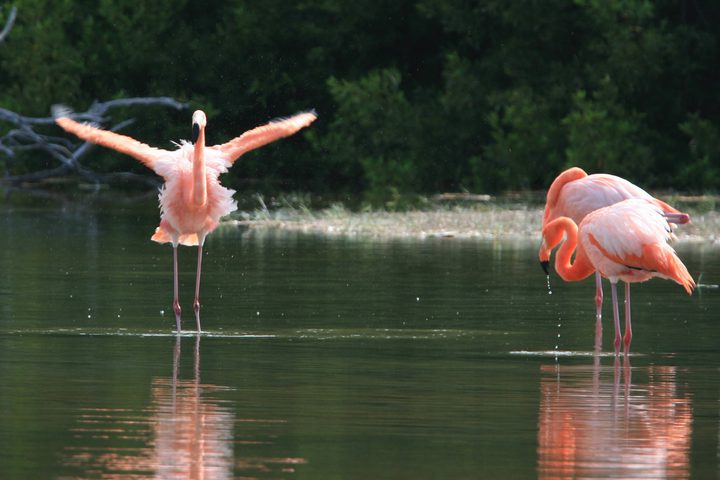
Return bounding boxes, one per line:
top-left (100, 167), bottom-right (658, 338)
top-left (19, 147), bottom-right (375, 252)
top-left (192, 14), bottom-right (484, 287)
top-left (55, 108), bottom-right (317, 332)
top-left (539, 198), bottom-right (695, 353)
top-left (541, 167), bottom-right (689, 323)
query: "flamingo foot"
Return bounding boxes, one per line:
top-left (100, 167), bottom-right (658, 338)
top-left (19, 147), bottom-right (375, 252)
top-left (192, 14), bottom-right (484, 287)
top-left (623, 332), bottom-right (632, 356)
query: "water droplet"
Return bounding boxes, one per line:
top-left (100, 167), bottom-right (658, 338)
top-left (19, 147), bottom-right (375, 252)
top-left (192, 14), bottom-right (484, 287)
top-left (554, 317), bottom-right (562, 359)
top-left (546, 275), bottom-right (553, 295)
top-left (160, 310), bottom-right (165, 315)
top-left (256, 311), bottom-right (260, 316)
top-left (416, 297), bottom-right (420, 302)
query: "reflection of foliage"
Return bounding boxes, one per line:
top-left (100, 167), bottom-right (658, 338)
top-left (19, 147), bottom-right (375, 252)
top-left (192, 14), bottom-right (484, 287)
top-left (1, 0), bottom-right (720, 194)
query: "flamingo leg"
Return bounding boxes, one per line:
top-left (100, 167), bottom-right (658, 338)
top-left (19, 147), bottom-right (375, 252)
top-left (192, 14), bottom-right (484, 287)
top-left (173, 244), bottom-right (182, 332)
top-left (193, 244), bottom-right (203, 333)
top-left (594, 271), bottom-right (603, 321)
top-left (594, 315), bottom-right (602, 353)
top-left (610, 281), bottom-right (622, 353)
top-left (623, 282), bottom-right (632, 354)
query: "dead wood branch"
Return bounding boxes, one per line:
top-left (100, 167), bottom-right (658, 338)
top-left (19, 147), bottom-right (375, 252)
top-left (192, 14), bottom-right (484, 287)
top-left (0, 97), bottom-right (188, 188)
top-left (0, 6), bottom-right (17, 43)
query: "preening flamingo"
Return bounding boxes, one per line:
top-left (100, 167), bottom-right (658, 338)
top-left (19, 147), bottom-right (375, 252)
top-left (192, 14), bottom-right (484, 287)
top-left (540, 167), bottom-right (689, 324)
top-left (539, 198), bottom-right (695, 353)
top-left (55, 108), bottom-right (317, 332)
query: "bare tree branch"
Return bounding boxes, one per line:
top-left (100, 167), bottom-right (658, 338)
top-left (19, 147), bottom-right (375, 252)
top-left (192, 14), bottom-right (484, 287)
top-left (0, 6), bottom-right (17, 43)
top-left (0, 97), bottom-right (188, 187)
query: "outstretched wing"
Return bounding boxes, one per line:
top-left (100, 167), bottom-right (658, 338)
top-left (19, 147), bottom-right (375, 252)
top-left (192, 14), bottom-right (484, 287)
top-left (210, 110), bottom-right (317, 165)
top-left (55, 115), bottom-right (167, 172)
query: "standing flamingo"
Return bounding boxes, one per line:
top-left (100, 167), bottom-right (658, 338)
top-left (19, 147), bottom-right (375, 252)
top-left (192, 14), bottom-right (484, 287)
top-left (55, 108), bottom-right (317, 332)
top-left (539, 198), bottom-right (695, 353)
top-left (541, 167), bottom-right (689, 325)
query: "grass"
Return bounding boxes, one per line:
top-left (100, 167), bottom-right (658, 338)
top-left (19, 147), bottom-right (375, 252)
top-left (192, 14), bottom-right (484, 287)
top-left (223, 192), bottom-right (720, 243)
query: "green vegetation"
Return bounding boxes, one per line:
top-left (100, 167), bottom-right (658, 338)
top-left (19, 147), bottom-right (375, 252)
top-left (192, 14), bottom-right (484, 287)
top-left (1, 0), bottom-right (719, 195)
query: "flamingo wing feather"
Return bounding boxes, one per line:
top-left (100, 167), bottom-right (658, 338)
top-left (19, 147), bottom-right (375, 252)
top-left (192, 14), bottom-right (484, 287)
top-left (210, 110), bottom-right (317, 165)
top-left (581, 199), bottom-right (695, 294)
top-left (55, 116), bottom-right (166, 172)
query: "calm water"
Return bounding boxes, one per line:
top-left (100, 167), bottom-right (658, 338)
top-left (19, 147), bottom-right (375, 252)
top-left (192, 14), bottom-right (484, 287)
top-left (0, 196), bottom-right (719, 479)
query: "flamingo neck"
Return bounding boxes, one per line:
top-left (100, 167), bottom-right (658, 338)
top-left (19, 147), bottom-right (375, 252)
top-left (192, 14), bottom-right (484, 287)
top-left (543, 167), bottom-right (588, 226)
top-left (193, 129), bottom-right (207, 207)
top-left (543, 217), bottom-right (595, 282)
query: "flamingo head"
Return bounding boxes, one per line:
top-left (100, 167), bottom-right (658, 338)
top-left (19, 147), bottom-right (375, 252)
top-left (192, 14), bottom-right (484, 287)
top-left (191, 110), bottom-right (207, 144)
top-left (538, 239), bottom-right (551, 275)
top-left (538, 216), bottom-right (577, 275)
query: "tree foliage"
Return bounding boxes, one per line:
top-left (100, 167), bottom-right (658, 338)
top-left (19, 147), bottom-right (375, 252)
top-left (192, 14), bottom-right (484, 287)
top-left (1, 0), bottom-right (719, 194)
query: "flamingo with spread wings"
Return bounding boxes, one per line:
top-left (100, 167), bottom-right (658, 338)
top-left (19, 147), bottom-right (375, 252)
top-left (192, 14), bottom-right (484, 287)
top-left (540, 198), bottom-right (695, 353)
top-left (55, 108), bottom-right (317, 332)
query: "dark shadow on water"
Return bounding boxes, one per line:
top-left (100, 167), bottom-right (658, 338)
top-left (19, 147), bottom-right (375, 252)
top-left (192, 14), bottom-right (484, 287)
top-left (537, 352), bottom-right (693, 479)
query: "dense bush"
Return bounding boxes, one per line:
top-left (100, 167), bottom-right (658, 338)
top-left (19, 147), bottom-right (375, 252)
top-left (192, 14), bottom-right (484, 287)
top-left (1, 0), bottom-right (718, 194)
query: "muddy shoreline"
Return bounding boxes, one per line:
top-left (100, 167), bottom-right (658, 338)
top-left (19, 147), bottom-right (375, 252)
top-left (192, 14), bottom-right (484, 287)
top-left (224, 204), bottom-right (720, 244)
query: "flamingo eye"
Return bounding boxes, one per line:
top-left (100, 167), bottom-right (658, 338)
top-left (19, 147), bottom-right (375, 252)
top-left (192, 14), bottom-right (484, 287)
top-left (192, 123), bottom-right (200, 144)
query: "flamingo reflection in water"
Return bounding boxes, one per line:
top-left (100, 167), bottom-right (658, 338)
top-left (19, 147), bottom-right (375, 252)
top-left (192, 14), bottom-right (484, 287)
top-left (62, 335), bottom-right (307, 479)
top-left (537, 355), bottom-right (692, 479)
top-left (153, 335), bottom-right (235, 479)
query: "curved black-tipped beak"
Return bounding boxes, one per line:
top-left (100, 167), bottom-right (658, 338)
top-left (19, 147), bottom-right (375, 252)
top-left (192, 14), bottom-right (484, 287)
top-left (540, 260), bottom-right (550, 275)
top-left (191, 123), bottom-right (200, 144)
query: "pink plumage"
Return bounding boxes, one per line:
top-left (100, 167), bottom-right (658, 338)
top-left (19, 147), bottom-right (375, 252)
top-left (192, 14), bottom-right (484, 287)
top-left (539, 167), bottom-right (689, 350)
top-left (580, 199), bottom-right (695, 294)
top-left (541, 198), bottom-right (694, 353)
top-left (56, 108), bottom-right (317, 332)
top-left (542, 167), bottom-right (684, 227)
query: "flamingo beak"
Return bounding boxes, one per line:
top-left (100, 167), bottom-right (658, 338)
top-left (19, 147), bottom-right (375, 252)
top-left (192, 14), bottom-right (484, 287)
top-left (191, 123), bottom-right (200, 144)
top-left (540, 260), bottom-right (550, 275)
top-left (538, 238), bottom-right (551, 275)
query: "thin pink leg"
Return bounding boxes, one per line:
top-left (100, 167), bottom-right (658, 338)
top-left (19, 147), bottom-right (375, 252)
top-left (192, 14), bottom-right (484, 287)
top-left (594, 272), bottom-right (603, 321)
top-left (594, 315), bottom-right (602, 353)
top-left (173, 244), bottom-right (182, 332)
top-left (623, 282), bottom-right (632, 354)
top-left (193, 243), bottom-right (203, 333)
top-left (610, 281), bottom-right (622, 353)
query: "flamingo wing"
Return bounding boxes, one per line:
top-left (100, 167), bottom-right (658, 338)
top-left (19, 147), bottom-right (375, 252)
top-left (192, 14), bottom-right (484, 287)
top-left (580, 199), bottom-right (694, 293)
top-left (55, 116), bottom-right (167, 172)
top-left (210, 110), bottom-right (317, 165)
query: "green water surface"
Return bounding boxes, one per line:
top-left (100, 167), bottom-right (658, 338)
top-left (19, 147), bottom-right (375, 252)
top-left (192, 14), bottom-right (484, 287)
top-left (0, 197), bottom-right (718, 479)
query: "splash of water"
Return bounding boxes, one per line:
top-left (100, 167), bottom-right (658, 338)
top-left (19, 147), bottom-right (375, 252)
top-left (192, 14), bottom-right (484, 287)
top-left (546, 275), bottom-right (553, 295)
